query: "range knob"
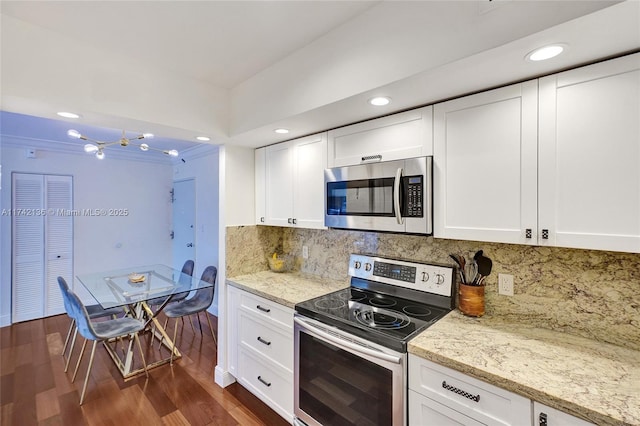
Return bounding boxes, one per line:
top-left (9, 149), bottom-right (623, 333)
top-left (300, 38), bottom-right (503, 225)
top-left (435, 273), bottom-right (445, 285)
top-left (364, 263), bottom-right (372, 271)
top-left (421, 272), bottom-right (429, 282)
top-left (354, 261), bottom-right (362, 269)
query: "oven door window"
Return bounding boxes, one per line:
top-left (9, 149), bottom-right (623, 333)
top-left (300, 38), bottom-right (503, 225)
top-left (326, 178), bottom-right (395, 216)
top-left (299, 332), bottom-right (393, 425)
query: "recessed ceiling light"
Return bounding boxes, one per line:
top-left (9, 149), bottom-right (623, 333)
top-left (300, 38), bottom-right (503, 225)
top-left (57, 111), bottom-right (81, 119)
top-left (196, 136), bottom-right (210, 141)
top-left (368, 96), bottom-right (391, 106)
top-left (274, 128), bottom-right (289, 134)
top-left (526, 44), bottom-right (565, 62)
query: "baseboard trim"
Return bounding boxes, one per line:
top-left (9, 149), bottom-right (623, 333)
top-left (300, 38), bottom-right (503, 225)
top-left (214, 365), bottom-right (236, 388)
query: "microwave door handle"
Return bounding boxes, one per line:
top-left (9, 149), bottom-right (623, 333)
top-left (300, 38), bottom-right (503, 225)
top-left (394, 167), bottom-right (404, 225)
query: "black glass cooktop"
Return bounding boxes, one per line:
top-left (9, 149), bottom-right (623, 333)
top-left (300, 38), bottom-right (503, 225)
top-left (295, 287), bottom-right (449, 352)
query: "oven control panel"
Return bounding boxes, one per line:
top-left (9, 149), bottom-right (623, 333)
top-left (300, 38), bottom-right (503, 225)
top-left (349, 254), bottom-right (454, 297)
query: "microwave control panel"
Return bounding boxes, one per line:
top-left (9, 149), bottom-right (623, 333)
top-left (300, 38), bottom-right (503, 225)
top-left (403, 176), bottom-right (423, 217)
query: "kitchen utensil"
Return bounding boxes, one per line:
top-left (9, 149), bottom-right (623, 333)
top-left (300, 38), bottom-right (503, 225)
top-left (449, 254), bottom-right (467, 283)
top-left (474, 254), bottom-right (493, 285)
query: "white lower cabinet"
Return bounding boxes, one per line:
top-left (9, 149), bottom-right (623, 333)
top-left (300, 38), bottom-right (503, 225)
top-left (409, 355), bottom-right (531, 425)
top-left (228, 286), bottom-right (294, 423)
top-left (533, 402), bottom-right (594, 426)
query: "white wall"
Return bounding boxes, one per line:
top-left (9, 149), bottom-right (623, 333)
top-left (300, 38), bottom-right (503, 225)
top-left (0, 142), bottom-right (174, 325)
top-left (224, 145), bottom-right (255, 226)
top-left (173, 146), bottom-right (220, 314)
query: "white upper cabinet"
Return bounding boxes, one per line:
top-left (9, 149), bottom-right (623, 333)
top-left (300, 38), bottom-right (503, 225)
top-left (255, 147), bottom-right (266, 225)
top-left (538, 53), bottom-right (640, 253)
top-left (434, 53), bottom-right (639, 253)
top-left (262, 132), bottom-right (327, 229)
top-left (328, 106), bottom-right (433, 167)
top-left (434, 81), bottom-right (538, 244)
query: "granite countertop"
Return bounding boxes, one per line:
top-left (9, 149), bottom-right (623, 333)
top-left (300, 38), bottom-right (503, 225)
top-left (226, 272), bottom-right (638, 424)
top-left (409, 311), bottom-right (640, 426)
top-left (226, 270), bottom-right (349, 309)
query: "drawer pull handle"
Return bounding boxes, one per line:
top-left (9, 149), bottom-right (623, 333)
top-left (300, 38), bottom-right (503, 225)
top-left (256, 305), bottom-right (271, 313)
top-left (257, 376), bottom-right (272, 387)
top-left (361, 154), bottom-right (382, 163)
top-left (539, 412), bottom-right (548, 426)
top-left (442, 381), bottom-right (480, 402)
top-left (257, 336), bottom-right (271, 346)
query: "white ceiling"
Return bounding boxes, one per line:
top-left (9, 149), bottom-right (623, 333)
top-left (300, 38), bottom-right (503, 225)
top-left (1, 1), bottom-right (639, 150)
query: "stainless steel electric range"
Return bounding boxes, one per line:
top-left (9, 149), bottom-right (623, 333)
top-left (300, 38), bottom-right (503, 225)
top-left (293, 254), bottom-right (455, 426)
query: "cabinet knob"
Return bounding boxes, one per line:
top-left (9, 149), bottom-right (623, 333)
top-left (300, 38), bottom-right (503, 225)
top-left (292, 218), bottom-right (297, 225)
top-left (287, 218), bottom-right (292, 224)
top-left (542, 229), bottom-right (549, 240)
top-left (260, 217), bottom-right (265, 223)
top-left (525, 229), bottom-right (532, 239)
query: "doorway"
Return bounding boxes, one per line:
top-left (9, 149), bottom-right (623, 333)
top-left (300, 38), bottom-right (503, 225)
top-left (172, 179), bottom-right (196, 272)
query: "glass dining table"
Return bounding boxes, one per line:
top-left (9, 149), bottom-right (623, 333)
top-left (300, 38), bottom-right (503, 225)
top-left (76, 264), bottom-right (211, 379)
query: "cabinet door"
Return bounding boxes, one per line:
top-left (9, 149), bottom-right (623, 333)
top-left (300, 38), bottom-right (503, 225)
top-left (255, 147), bottom-right (266, 225)
top-left (533, 402), bottom-right (594, 426)
top-left (44, 175), bottom-right (73, 317)
top-left (539, 53), bottom-right (640, 253)
top-left (12, 173), bottom-right (45, 323)
top-left (434, 81), bottom-right (538, 244)
top-left (265, 141), bottom-right (294, 226)
top-left (327, 106), bottom-right (433, 167)
top-left (292, 133), bottom-right (327, 229)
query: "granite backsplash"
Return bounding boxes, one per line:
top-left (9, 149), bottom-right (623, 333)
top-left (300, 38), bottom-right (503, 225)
top-left (226, 225), bottom-right (640, 352)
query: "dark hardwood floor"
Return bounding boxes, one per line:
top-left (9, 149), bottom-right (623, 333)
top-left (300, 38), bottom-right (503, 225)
top-left (0, 312), bottom-right (290, 426)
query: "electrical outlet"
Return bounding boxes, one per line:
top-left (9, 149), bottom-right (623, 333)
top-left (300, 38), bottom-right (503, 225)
top-left (302, 245), bottom-right (309, 259)
top-left (498, 274), bottom-right (514, 296)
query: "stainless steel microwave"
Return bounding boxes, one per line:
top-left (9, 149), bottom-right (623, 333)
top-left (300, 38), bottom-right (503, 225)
top-left (324, 156), bottom-right (432, 234)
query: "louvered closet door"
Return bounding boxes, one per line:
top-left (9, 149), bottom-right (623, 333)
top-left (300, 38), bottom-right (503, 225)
top-left (12, 173), bottom-right (73, 322)
top-left (44, 175), bottom-right (73, 316)
top-left (12, 174), bottom-right (45, 322)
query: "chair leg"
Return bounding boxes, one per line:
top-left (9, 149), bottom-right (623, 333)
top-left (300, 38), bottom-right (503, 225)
top-left (133, 333), bottom-right (149, 378)
top-left (79, 340), bottom-right (97, 405)
top-left (65, 328), bottom-right (78, 372)
top-left (72, 338), bottom-right (88, 382)
top-left (196, 312), bottom-right (203, 336)
top-left (170, 318), bottom-right (178, 366)
top-left (157, 318), bottom-right (169, 350)
top-left (205, 313), bottom-right (217, 345)
top-left (62, 318), bottom-right (75, 357)
top-left (188, 315), bottom-right (195, 333)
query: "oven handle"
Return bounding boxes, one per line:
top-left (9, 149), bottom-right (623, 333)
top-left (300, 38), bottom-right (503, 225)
top-left (393, 167), bottom-right (404, 225)
top-left (294, 316), bottom-right (402, 364)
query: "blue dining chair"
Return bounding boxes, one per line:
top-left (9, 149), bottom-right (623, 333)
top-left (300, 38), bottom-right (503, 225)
top-left (146, 260), bottom-right (195, 309)
top-left (66, 289), bottom-right (148, 405)
top-left (163, 265), bottom-right (217, 365)
top-left (57, 277), bottom-right (125, 372)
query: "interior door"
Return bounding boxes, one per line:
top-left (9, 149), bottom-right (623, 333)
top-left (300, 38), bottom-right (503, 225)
top-left (172, 179), bottom-right (196, 272)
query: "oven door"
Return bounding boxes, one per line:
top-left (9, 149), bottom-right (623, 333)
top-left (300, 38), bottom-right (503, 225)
top-left (293, 314), bottom-right (406, 426)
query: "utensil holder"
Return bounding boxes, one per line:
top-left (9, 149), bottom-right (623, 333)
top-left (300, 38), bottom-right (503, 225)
top-left (458, 283), bottom-right (485, 317)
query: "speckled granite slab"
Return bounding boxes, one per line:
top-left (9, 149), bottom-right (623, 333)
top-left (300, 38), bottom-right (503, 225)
top-left (226, 271), bottom-right (349, 309)
top-left (409, 311), bottom-right (640, 426)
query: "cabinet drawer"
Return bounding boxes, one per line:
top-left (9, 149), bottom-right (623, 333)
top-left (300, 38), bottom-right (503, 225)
top-left (409, 390), bottom-right (484, 426)
top-left (409, 355), bottom-right (531, 425)
top-left (238, 347), bottom-right (293, 421)
top-left (239, 291), bottom-right (293, 329)
top-left (239, 310), bottom-right (293, 372)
